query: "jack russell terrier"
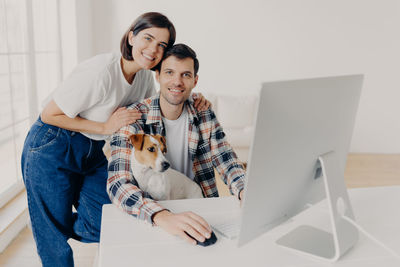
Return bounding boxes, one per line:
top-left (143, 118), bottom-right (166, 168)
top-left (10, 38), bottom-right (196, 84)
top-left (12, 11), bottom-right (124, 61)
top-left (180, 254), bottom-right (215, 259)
top-left (128, 133), bottom-right (204, 201)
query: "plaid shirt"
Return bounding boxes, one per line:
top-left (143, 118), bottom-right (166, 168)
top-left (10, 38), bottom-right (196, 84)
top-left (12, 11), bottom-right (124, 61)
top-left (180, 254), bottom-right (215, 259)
top-left (107, 94), bottom-right (245, 224)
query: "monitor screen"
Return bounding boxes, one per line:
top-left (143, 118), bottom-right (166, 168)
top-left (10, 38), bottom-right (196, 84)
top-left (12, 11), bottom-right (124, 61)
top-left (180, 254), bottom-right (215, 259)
top-left (238, 75), bottom-right (363, 261)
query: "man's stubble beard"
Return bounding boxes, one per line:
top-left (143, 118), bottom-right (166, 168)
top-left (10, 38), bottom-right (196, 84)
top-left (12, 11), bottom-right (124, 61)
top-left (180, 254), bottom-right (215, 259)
top-left (160, 89), bottom-right (187, 106)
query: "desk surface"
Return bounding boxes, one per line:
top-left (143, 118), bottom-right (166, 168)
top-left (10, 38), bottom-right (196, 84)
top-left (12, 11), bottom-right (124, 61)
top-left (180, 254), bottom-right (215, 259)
top-left (99, 186), bottom-right (400, 267)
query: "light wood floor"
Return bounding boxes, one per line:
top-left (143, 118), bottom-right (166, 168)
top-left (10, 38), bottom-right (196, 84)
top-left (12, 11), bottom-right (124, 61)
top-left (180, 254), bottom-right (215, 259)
top-left (344, 154), bottom-right (400, 188)
top-left (0, 229), bottom-right (98, 267)
top-left (1, 153), bottom-right (399, 266)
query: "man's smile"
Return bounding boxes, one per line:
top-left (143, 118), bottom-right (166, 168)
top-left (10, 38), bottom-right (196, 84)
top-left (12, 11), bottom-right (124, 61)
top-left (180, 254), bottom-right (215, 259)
top-left (168, 87), bottom-right (185, 94)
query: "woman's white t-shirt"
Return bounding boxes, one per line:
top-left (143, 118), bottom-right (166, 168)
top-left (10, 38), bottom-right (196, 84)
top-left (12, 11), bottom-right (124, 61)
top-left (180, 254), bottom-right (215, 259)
top-left (45, 53), bottom-right (156, 140)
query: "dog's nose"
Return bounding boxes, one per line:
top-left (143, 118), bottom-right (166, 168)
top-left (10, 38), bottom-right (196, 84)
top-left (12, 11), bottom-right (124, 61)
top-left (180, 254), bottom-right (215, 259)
top-left (161, 161), bottom-right (170, 171)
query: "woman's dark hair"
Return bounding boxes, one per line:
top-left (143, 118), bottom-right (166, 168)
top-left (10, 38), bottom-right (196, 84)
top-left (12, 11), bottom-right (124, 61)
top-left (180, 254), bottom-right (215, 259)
top-left (120, 12), bottom-right (176, 62)
top-left (159, 43), bottom-right (199, 76)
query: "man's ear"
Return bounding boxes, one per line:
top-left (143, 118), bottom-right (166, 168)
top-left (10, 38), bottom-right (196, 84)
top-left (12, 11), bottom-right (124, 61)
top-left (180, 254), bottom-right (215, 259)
top-left (194, 75), bottom-right (199, 87)
top-left (155, 135), bottom-right (167, 153)
top-left (128, 134), bottom-right (145, 151)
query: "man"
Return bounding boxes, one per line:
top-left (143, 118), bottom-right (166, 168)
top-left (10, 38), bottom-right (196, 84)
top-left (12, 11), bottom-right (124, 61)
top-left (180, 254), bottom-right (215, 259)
top-left (107, 44), bottom-right (245, 244)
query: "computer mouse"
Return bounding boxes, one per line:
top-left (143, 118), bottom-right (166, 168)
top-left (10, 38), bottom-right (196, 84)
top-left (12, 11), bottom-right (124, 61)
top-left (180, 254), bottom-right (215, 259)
top-left (186, 231), bottom-right (218, 247)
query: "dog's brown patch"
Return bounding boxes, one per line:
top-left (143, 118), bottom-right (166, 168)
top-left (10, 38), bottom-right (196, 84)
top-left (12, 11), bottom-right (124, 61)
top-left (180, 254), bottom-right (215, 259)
top-left (129, 134), bottom-right (145, 151)
top-left (129, 134), bottom-right (163, 169)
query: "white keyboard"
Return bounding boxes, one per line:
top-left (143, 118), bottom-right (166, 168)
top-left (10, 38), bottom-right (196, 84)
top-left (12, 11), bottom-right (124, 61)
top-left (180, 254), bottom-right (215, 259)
top-left (212, 220), bottom-right (241, 239)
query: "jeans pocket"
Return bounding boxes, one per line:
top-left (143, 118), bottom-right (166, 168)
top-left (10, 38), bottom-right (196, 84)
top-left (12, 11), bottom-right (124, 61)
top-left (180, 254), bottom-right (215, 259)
top-left (29, 124), bottom-right (61, 152)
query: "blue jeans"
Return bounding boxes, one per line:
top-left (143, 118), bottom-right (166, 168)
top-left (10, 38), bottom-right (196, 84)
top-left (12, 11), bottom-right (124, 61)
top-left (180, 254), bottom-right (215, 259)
top-left (21, 117), bottom-right (111, 267)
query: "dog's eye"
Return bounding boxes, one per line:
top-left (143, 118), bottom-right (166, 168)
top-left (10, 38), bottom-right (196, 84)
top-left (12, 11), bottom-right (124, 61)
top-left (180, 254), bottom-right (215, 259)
top-left (147, 147), bottom-right (155, 152)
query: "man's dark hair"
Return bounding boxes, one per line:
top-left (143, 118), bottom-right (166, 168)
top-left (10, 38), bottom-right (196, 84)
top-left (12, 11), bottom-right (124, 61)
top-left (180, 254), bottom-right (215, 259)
top-left (159, 43), bottom-right (200, 76)
top-left (120, 12), bottom-right (176, 70)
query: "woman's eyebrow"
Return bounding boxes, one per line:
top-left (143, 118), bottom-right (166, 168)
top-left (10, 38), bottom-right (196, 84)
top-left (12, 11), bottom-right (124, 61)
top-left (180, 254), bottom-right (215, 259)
top-left (144, 33), bottom-right (155, 39)
top-left (144, 33), bottom-right (168, 46)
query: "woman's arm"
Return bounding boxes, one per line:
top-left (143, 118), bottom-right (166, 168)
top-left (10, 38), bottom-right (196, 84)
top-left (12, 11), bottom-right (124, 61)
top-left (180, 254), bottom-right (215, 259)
top-left (41, 100), bottom-right (142, 135)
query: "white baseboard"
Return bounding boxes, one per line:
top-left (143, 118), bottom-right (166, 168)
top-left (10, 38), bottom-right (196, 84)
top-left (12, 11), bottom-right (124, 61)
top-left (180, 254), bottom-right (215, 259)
top-left (0, 192), bottom-right (29, 252)
top-left (0, 210), bottom-right (29, 252)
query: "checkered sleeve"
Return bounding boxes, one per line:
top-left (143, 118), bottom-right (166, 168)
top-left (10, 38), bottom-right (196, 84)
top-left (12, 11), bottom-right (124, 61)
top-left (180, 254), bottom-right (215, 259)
top-left (208, 110), bottom-right (246, 199)
top-left (107, 123), bottom-right (165, 224)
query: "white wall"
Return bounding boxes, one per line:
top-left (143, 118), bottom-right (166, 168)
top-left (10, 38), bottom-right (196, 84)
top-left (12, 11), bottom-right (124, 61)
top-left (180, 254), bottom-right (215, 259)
top-left (59, 0), bottom-right (96, 78)
top-left (83, 0), bottom-right (400, 153)
top-left (59, 0), bottom-right (78, 78)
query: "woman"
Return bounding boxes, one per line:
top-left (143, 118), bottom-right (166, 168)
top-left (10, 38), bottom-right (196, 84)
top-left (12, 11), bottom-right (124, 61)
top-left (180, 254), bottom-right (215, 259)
top-left (21, 12), bottom-right (209, 267)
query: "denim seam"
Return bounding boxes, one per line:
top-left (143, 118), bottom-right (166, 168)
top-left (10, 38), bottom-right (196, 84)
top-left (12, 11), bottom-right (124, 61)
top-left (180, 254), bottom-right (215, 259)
top-left (85, 138), bottom-right (93, 160)
top-left (79, 196), bottom-right (96, 237)
top-left (82, 138), bottom-right (98, 237)
top-left (29, 127), bottom-right (62, 152)
top-left (24, 151), bottom-right (46, 259)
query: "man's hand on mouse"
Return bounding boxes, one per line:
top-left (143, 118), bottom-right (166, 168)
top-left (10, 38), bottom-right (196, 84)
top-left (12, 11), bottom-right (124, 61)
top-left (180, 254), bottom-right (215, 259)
top-left (153, 210), bottom-right (212, 245)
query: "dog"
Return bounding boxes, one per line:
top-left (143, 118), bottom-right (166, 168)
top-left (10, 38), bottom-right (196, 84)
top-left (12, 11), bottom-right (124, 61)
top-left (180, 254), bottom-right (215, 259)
top-left (128, 133), bottom-right (204, 201)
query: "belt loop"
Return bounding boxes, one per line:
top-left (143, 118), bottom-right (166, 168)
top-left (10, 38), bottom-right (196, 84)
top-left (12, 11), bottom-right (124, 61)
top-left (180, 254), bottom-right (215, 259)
top-left (71, 132), bottom-right (75, 136)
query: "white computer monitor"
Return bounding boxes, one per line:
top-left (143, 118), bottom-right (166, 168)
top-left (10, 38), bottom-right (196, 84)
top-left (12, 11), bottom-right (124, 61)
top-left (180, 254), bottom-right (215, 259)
top-left (238, 75), bottom-right (363, 262)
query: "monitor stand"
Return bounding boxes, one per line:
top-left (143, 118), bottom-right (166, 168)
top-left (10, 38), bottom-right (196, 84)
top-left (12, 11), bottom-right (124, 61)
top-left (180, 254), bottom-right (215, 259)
top-left (276, 151), bottom-right (359, 262)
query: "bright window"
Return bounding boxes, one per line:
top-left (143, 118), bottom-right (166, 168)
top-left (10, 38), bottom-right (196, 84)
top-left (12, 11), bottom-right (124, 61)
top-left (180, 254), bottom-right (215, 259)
top-left (0, 0), bottom-right (62, 206)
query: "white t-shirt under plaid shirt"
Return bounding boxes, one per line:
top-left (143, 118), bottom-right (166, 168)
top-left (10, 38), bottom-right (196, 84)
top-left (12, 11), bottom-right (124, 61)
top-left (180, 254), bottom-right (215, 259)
top-left (44, 53), bottom-right (156, 140)
top-left (162, 107), bottom-right (195, 179)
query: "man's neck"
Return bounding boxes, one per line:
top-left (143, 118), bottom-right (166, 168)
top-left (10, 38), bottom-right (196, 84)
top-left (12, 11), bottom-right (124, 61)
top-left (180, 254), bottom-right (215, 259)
top-left (160, 96), bottom-right (185, 120)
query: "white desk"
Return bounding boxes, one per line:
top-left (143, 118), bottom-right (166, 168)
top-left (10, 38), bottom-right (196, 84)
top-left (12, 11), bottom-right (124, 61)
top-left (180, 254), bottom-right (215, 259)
top-left (99, 186), bottom-right (400, 267)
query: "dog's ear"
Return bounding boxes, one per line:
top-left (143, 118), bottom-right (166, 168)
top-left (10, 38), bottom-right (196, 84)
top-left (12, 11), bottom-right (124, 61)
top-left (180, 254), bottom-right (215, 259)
top-left (128, 134), bottom-right (145, 151)
top-left (155, 135), bottom-right (167, 153)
